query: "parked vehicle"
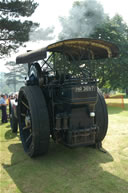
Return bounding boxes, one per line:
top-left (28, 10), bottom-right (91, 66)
top-left (10, 38), bottom-right (119, 157)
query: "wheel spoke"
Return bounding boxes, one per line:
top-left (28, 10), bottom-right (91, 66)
top-left (18, 86), bottom-right (50, 157)
top-left (23, 125), bottom-right (31, 130)
top-left (26, 133), bottom-right (32, 143)
top-left (21, 113), bottom-right (26, 117)
top-left (21, 100), bottom-right (29, 110)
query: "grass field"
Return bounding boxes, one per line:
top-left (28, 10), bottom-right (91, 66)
top-left (105, 95), bottom-right (125, 109)
top-left (0, 100), bottom-right (128, 193)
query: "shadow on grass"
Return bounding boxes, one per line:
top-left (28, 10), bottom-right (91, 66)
top-left (107, 106), bottom-right (127, 115)
top-left (0, 122), bottom-right (9, 126)
top-left (2, 141), bottom-right (128, 193)
top-left (4, 129), bottom-right (19, 140)
top-left (6, 124), bottom-right (11, 128)
top-left (107, 101), bottom-right (128, 115)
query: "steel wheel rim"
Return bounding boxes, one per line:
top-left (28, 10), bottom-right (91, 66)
top-left (19, 92), bottom-right (32, 152)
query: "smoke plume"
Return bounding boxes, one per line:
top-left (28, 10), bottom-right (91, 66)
top-left (29, 26), bottom-right (55, 42)
top-left (58, 0), bottom-right (106, 40)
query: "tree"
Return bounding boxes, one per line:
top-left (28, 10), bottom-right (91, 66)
top-left (0, 0), bottom-right (39, 57)
top-left (0, 72), bottom-right (12, 93)
top-left (5, 61), bottom-right (27, 92)
top-left (90, 14), bottom-right (128, 90)
top-left (58, 0), bottom-right (128, 90)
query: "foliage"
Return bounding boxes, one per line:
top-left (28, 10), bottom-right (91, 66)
top-left (0, 0), bottom-right (39, 57)
top-left (0, 72), bottom-right (11, 93)
top-left (5, 61), bottom-right (27, 92)
top-left (91, 14), bottom-right (128, 89)
top-left (58, 0), bottom-right (128, 89)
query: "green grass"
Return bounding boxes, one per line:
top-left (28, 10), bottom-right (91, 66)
top-left (0, 100), bottom-right (128, 193)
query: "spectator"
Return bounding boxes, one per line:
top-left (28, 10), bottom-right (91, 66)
top-left (0, 95), bottom-right (2, 110)
top-left (0, 94), bottom-right (8, 123)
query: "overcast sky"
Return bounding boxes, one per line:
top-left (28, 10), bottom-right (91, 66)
top-left (1, 0), bottom-right (128, 72)
top-left (33, 0), bottom-right (128, 25)
top-left (32, 0), bottom-right (128, 31)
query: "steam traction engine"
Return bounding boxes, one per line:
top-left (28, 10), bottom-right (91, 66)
top-left (12, 38), bottom-right (118, 157)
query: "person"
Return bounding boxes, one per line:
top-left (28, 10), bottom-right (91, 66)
top-left (0, 94), bottom-right (8, 123)
top-left (0, 95), bottom-right (2, 110)
top-left (0, 95), bottom-right (4, 122)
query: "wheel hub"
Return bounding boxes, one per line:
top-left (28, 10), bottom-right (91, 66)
top-left (25, 115), bottom-right (31, 127)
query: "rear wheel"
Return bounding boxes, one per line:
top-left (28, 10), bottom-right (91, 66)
top-left (95, 89), bottom-right (108, 143)
top-left (18, 86), bottom-right (50, 157)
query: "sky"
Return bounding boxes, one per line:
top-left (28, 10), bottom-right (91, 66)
top-left (31, 0), bottom-right (128, 33)
top-left (1, 0), bottom-right (128, 72)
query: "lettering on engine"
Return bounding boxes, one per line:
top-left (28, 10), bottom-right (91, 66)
top-left (75, 86), bottom-right (96, 92)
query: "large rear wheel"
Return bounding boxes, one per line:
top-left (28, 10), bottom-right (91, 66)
top-left (18, 86), bottom-right (50, 157)
top-left (95, 89), bottom-right (108, 143)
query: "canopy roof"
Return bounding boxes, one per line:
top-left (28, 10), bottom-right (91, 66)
top-left (16, 38), bottom-right (119, 64)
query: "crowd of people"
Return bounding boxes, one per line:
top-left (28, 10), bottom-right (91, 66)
top-left (0, 93), bottom-right (18, 124)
